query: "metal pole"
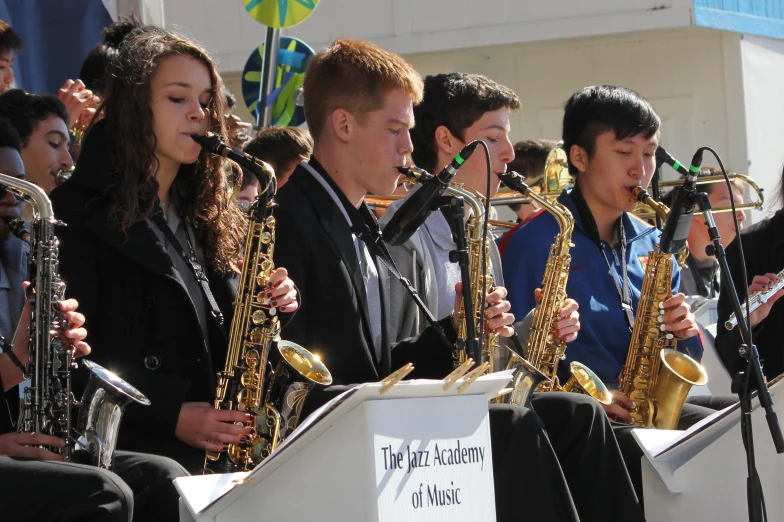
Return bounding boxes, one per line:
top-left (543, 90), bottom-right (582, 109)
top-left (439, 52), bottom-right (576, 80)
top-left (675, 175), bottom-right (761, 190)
top-left (257, 27), bottom-right (280, 129)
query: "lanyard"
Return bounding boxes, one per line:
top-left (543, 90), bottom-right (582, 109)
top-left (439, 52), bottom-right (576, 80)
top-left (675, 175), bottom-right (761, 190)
top-left (600, 220), bottom-right (635, 332)
top-left (686, 254), bottom-right (718, 299)
top-left (149, 206), bottom-right (227, 337)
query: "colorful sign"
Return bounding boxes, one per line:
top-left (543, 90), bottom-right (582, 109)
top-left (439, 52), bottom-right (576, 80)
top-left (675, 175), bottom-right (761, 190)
top-left (242, 36), bottom-right (315, 127)
top-left (243, 0), bottom-right (320, 29)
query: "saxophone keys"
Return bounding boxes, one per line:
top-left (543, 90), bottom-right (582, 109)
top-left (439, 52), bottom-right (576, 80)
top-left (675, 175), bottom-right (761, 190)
top-left (249, 328), bottom-right (264, 344)
top-left (251, 309), bottom-right (267, 324)
top-left (255, 290), bottom-right (270, 305)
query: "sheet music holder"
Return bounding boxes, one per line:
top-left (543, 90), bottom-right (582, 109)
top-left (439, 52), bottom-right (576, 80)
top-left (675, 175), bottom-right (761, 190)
top-left (634, 376), bottom-right (784, 522)
top-left (176, 372), bottom-right (511, 522)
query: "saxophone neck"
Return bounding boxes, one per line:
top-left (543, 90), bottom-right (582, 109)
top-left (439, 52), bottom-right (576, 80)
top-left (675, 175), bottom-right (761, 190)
top-left (0, 172), bottom-right (54, 220)
top-left (445, 183), bottom-right (487, 231)
top-left (498, 171), bottom-right (574, 239)
top-left (633, 186), bottom-right (669, 223)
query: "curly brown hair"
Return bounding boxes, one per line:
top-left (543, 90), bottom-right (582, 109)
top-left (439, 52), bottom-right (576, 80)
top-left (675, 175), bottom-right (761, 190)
top-left (96, 26), bottom-right (243, 273)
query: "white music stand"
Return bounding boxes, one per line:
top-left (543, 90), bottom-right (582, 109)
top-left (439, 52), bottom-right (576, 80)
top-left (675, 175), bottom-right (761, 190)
top-left (635, 378), bottom-right (784, 521)
top-left (175, 372), bottom-right (511, 522)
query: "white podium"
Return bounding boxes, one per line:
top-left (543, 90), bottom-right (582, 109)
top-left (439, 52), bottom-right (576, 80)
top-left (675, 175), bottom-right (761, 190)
top-left (635, 378), bottom-right (784, 522)
top-left (175, 372), bottom-right (511, 522)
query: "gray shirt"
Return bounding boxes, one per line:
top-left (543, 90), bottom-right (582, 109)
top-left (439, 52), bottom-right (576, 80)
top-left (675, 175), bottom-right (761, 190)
top-left (380, 188), bottom-right (533, 344)
top-left (302, 162), bottom-right (383, 361)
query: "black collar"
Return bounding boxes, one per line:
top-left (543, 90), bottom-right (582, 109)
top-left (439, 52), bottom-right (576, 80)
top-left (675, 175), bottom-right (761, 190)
top-left (307, 157), bottom-right (382, 242)
top-left (570, 181), bottom-right (603, 246)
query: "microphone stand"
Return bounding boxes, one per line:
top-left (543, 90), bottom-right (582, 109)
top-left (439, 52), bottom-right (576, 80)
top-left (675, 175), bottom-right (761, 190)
top-left (694, 190), bottom-right (784, 522)
top-left (434, 194), bottom-right (480, 366)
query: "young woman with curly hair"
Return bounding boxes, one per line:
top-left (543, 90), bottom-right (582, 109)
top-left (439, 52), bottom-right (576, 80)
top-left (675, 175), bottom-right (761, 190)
top-left (49, 26), bottom-right (298, 473)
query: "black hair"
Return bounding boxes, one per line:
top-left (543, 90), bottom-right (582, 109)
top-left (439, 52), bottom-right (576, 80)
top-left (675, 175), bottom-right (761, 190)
top-left (411, 72), bottom-right (521, 173)
top-left (79, 14), bottom-right (143, 94)
top-left (0, 116), bottom-right (21, 151)
top-left (562, 85), bottom-right (660, 176)
top-left (0, 89), bottom-right (69, 145)
top-left (0, 20), bottom-right (22, 53)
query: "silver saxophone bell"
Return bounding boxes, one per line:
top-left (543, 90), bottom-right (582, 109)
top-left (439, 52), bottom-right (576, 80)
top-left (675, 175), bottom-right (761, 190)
top-left (72, 360), bottom-right (151, 468)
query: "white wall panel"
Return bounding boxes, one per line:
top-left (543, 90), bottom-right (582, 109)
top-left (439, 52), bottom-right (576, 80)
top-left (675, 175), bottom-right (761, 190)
top-left (741, 34), bottom-right (784, 216)
top-left (161, 0), bottom-right (695, 72)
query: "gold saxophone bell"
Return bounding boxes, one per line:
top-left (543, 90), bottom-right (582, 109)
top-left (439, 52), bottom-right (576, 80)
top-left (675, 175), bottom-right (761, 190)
top-left (249, 341), bottom-right (333, 461)
top-left (649, 349), bottom-right (708, 430)
top-left (559, 362), bottom-right (613, 405)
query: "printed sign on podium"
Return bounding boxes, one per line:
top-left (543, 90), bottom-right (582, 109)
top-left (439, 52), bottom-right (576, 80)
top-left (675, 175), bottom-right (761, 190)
top-left (175, 372), bottom-right (511, 522)
top-left (634, 377), bottom-right (784, 522)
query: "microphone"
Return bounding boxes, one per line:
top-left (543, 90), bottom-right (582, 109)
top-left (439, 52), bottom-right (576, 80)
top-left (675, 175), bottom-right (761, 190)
top-left (656, 146), bottom-right (690, 177)
top-left (659, 148), bottom-right (704, 254)
top-left (191, 132), bottom-right (275, 186)
top-left (381, 141), bottom-right (480, 246)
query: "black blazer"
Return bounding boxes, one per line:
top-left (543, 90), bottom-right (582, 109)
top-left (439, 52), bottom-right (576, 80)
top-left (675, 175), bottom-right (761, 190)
top-left (716, 209), bottom-right (784, 380)
top-left (49, 126), bottom-right (237, 472)
top-left (272, 163), bottom-right (456, 416)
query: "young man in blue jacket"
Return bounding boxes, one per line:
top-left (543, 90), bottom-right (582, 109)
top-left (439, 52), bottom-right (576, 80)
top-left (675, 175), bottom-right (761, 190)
top-left (501, 86), bottom-right (739, 504)
top-left (501, 85), bottom-right (733, 421)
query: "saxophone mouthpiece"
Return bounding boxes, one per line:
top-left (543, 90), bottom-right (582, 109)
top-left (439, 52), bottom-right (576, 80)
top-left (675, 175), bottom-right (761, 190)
top-left (191, 132), bottom-right (228, 156)
top-left (631, 186), bottom-right (649, 203)
top-left (396, 166), bottom-right (432, 184)
top-left (1, 216), bottom-right (31, 244)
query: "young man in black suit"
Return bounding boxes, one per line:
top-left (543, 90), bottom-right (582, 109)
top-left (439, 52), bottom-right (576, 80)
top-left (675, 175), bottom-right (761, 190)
top-left (272, 38), bottom-right (645, 522)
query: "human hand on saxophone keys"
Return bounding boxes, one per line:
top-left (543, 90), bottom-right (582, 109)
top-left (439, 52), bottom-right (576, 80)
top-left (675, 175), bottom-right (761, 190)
top-left (603, 391), bottom-right (636, 425)
top-left (175, 402), bottom-right (254, 453)
top-left (0, 284), bottom-right (91, 461)
top-left (5, 283), bottom-right (90, 391)
top-left (0, 431), bottom-right (68, 461)
top-left (534, 289), bottom-right (581, 343)
top-left (659, 292), bottom-right (699, 340)
top-left (264, 267), bottom-right (299, 314)
top-left (452, 282), bottom-right (515, 337)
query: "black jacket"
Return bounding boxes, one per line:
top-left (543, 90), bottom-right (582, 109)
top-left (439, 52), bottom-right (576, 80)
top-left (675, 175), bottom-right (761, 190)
top-left (272, 161), bottom-right (456, 417)
top-left (49, 123), bottom-right (237, 472)
top-left (716, 209), bottom-right (784, 380)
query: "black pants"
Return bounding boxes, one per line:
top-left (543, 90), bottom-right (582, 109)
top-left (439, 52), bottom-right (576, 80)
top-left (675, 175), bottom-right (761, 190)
top-left (490, 393), bottom-right (645, 522)
top-left (614, 394), bottom-right (738, 509)
top-left (0, 450), bottom-right (187, 522)
top-left (531, 393), bottom-right (646, 522)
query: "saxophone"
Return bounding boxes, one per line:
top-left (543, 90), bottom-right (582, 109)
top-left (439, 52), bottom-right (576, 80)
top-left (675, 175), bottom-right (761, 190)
top-left (0, 173), bottom-right (150, 469)
top-left (497, 170), bottom-right (611, 404)
top-left (194, 134), bottom-right (332, 474)
top-left (618, 187), bottom-right (708, 429)
top-left (396, 166), bottom-right (548, 406)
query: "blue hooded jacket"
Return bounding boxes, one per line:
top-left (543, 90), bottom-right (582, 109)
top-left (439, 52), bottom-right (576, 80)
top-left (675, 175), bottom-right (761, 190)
top-left (500, 187), bottom-right (704, 388)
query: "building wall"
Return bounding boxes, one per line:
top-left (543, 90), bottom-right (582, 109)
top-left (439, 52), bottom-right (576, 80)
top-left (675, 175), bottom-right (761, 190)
top-left (740, 34), bottom-right (784, 216)
top-left (162, 0), bottom-right (694, 73)
top-left (405, 27), bottom-right (734, 166)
